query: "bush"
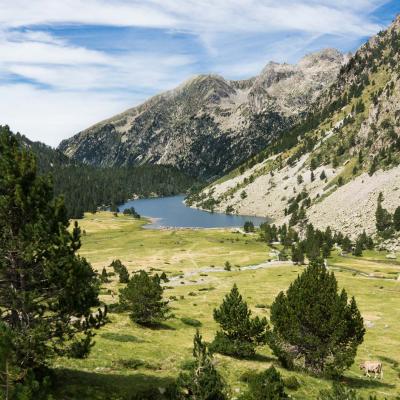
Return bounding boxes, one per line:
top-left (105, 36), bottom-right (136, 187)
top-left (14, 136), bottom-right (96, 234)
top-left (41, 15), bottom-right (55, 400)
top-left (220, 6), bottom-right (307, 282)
top-left (68, 332), bottom-right (95, 359)
top-left (283, 376), bottom-right (300, 390)
top-left (181, 317), bottom-right (202, 327)
top-left (318, 382), bottom-right (367, 400)
top-left (224, 261), bottom-right (232, 271)
top-left (239, 366), bottom-right (289, 400)
top-left (210, 331), bottom-right (256, 358)
top-left (176, 331), bottom-right (228, 399)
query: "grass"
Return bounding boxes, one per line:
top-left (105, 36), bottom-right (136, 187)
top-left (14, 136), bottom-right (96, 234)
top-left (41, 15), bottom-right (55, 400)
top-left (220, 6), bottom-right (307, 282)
top-left (54, 212), bottom-right (400, 399)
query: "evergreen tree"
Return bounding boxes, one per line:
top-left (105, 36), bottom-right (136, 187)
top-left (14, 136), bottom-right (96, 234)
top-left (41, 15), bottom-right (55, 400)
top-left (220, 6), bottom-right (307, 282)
top-left (269, 259), bottom-right (365, 377)
top-left (0, 131), bottom-right (104, 375)
top-left (320, 170), bottom-right (327, 180)
top-left (210, 285), bottom-right (268, 358)
top-left (176, 330), bottom-right (227, 400)
top-left (239, 366), bottom-right (288, 400)
top-left (119, 271), bottom-right (170, 325)
top-left (353, 239), bottom-right (363, 257)
top-left (110, 260), bottom-right (129, 283)
top-left (244, 221), bottom-right (255, 233)
top-left (393, 206), bottom-right (400, 231)
top-left (375, 193), bottom-right (392, 234)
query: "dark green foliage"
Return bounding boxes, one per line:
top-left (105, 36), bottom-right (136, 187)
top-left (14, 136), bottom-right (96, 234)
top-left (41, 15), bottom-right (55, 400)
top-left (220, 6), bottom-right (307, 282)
top-left (0, 130), bottom-right (104, 379)
top-left (68, 331), bottom-right (95, 359)
top-left (119, 271), bottom-right (170, 325)
top-left (269, 259), bottom-right (365, 377)
top-left (210, 285), bottom-right (268, 358)
top-left (239, 366), bottom-right (289, 400)
top-left (100, 267), bottom-right (110, 283)
top-left (353, 240), bottom-right (363, 257)
top-left (244, 221), bottom-right (255, 233)
top-left (176, 330), bottom-right (227, 400)
top-left (320, 170), bottom-right (327, 180)
top-left (375, 192), bottom-right (393, 236)
top-left (260, 223), bottom-right (278, 243)
top-left (224, 261), bottom-right (232, 271)
top-left (6, 126), bottom-right (196, 219)
top-left (110, 260), bottom-right (130, 283)
top-left (393, 206), bottom-right (400, 231)
top-left (122, 207), bottom-right (141, 219)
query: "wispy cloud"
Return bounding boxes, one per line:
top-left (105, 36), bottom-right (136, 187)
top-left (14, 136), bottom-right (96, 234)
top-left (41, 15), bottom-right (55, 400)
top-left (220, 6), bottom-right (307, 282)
top-left (0, 0), bottom-right (397, 146)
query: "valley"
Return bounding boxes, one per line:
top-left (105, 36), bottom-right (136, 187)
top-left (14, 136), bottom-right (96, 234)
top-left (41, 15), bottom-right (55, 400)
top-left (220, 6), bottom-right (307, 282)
top-left (50, 212), bottom-right (400, 399)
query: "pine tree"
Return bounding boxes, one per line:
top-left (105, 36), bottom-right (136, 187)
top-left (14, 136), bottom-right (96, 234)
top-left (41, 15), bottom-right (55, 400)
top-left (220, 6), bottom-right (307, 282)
top-left (210, 285), bottom-right (268, 358)
top-left (176, 331), bottom-right (227, 400)
top-left (269, 259), bottom-right (365, 377)
top-left (353, 240), bottom-right (363, 257)
top-left (119, 270), bottom-right (170, 325)
top-left (239, 366), bottom-right (288, 400)
top-left (0, 131), bottom-right (104, 374)
top-left (393, 206), bottom-right (400, 231)
top-left (375, 193), bottom-right (392, 234)
top-left (110, 260), bottom-right (129, 283)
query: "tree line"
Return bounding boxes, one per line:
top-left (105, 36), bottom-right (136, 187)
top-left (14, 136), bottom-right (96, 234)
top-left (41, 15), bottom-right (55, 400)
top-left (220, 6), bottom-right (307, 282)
top-left (5, 126), bottom-right (197, 219)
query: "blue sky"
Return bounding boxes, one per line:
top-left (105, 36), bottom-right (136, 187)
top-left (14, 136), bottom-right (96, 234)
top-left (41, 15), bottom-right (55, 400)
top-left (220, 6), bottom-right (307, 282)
top-left (0, 0), bottom-right (399, 147)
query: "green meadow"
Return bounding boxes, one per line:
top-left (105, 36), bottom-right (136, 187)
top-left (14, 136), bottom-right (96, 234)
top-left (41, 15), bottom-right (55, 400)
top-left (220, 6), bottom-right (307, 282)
top-left (53, 213), bottom-right (400, 399)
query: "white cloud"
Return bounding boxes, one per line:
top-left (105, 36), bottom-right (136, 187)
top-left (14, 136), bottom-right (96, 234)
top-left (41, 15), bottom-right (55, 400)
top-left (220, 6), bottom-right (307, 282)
top-left (0, 0), bottom-right (394, 146)
top-left (0, 84), bottom-right (142, 147)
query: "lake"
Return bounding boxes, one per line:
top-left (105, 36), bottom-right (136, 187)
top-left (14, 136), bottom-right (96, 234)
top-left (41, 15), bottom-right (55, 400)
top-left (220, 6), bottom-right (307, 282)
top-left (119, 195), bottom-right (267, 229)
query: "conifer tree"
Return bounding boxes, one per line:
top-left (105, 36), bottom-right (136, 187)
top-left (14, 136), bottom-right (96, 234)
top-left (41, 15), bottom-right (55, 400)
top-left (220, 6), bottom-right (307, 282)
top-left (176, 330), bottom-right (227, 400)
top-left (393, 206), bottom-right (400, 231)
top-left (110, 259), bottom-right (129, 283)
top-left (210, 285), bottom-right (268, 358)
top-left (375, 192), bottom-right (392, 234)
top-left (119, 270), bottom-right (170, 325)
top-left (269, 259), bottom-right (365, 376)
top-left (0, 131), bottom-right (104, 375)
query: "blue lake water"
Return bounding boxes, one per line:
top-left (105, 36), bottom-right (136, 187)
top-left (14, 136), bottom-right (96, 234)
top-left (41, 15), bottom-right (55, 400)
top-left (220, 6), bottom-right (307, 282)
top-left (119, 195), bottom-right (267, 229)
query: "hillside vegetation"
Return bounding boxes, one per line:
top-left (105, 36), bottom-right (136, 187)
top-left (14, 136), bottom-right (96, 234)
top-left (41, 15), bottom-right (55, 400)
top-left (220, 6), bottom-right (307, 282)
top-left (189, 15), bottom-right (400, 239)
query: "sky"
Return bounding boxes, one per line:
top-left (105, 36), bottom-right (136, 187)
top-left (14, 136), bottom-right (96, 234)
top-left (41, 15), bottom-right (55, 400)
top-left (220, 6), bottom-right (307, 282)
top-left (0, 0), bottom-right (399, 147)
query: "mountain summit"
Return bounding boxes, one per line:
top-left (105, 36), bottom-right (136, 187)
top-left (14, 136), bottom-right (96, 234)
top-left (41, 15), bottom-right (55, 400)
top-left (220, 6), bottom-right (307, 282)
top-left (59, 49), bottom-right (344, 179)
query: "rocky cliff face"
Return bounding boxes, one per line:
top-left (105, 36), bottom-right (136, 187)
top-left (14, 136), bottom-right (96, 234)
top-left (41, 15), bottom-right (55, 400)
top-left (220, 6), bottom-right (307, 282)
top-left (189, 16), bottom-right (400, 237)
top-left (59, 49), bottom-right (344, 179)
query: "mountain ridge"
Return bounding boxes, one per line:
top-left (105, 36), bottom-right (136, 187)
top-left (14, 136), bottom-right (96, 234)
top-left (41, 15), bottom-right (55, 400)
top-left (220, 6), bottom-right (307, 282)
top-left (59, 48), bottom-right (345, 179)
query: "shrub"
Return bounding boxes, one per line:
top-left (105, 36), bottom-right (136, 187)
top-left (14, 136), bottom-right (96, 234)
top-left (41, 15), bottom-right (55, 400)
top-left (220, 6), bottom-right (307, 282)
top-left (283, 376), bottom-right (300, 390)
top-left (176, 331), bottom-right (228, 399)
top-left (68, 332), bottom-right (95, 359)
top-left (239, 366), bottom-right (288, 399)
top-left (181, 317), bottom-right (202, 327)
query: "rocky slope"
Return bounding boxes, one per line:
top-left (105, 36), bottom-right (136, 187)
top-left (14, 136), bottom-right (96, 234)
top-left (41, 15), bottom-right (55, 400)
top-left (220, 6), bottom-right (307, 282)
top-left (189, 16), bottom-right (400, 237)
top-left (59, 49), bottom-right (344, 179)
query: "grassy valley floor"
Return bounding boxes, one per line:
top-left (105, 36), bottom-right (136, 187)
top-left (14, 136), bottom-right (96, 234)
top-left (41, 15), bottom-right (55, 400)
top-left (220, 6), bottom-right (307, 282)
top-left (53, 212), bottom-right (400, 399)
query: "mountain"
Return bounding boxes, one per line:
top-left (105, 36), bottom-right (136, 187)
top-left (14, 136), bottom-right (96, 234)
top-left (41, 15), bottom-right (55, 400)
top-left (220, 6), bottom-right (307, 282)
top-left (188, 16), bottom-right (400, 239)
top-left (59, 49), bottom-right (345, 179)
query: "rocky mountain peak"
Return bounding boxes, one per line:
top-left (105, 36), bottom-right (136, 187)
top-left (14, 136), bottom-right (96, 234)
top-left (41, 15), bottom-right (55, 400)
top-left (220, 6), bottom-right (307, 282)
top-left (59, 49), bottom-right (343, 179)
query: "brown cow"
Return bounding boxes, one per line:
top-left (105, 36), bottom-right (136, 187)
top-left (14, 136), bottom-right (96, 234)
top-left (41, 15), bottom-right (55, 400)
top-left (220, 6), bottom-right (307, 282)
top-left (360, 361), bottom-right (383, 379)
